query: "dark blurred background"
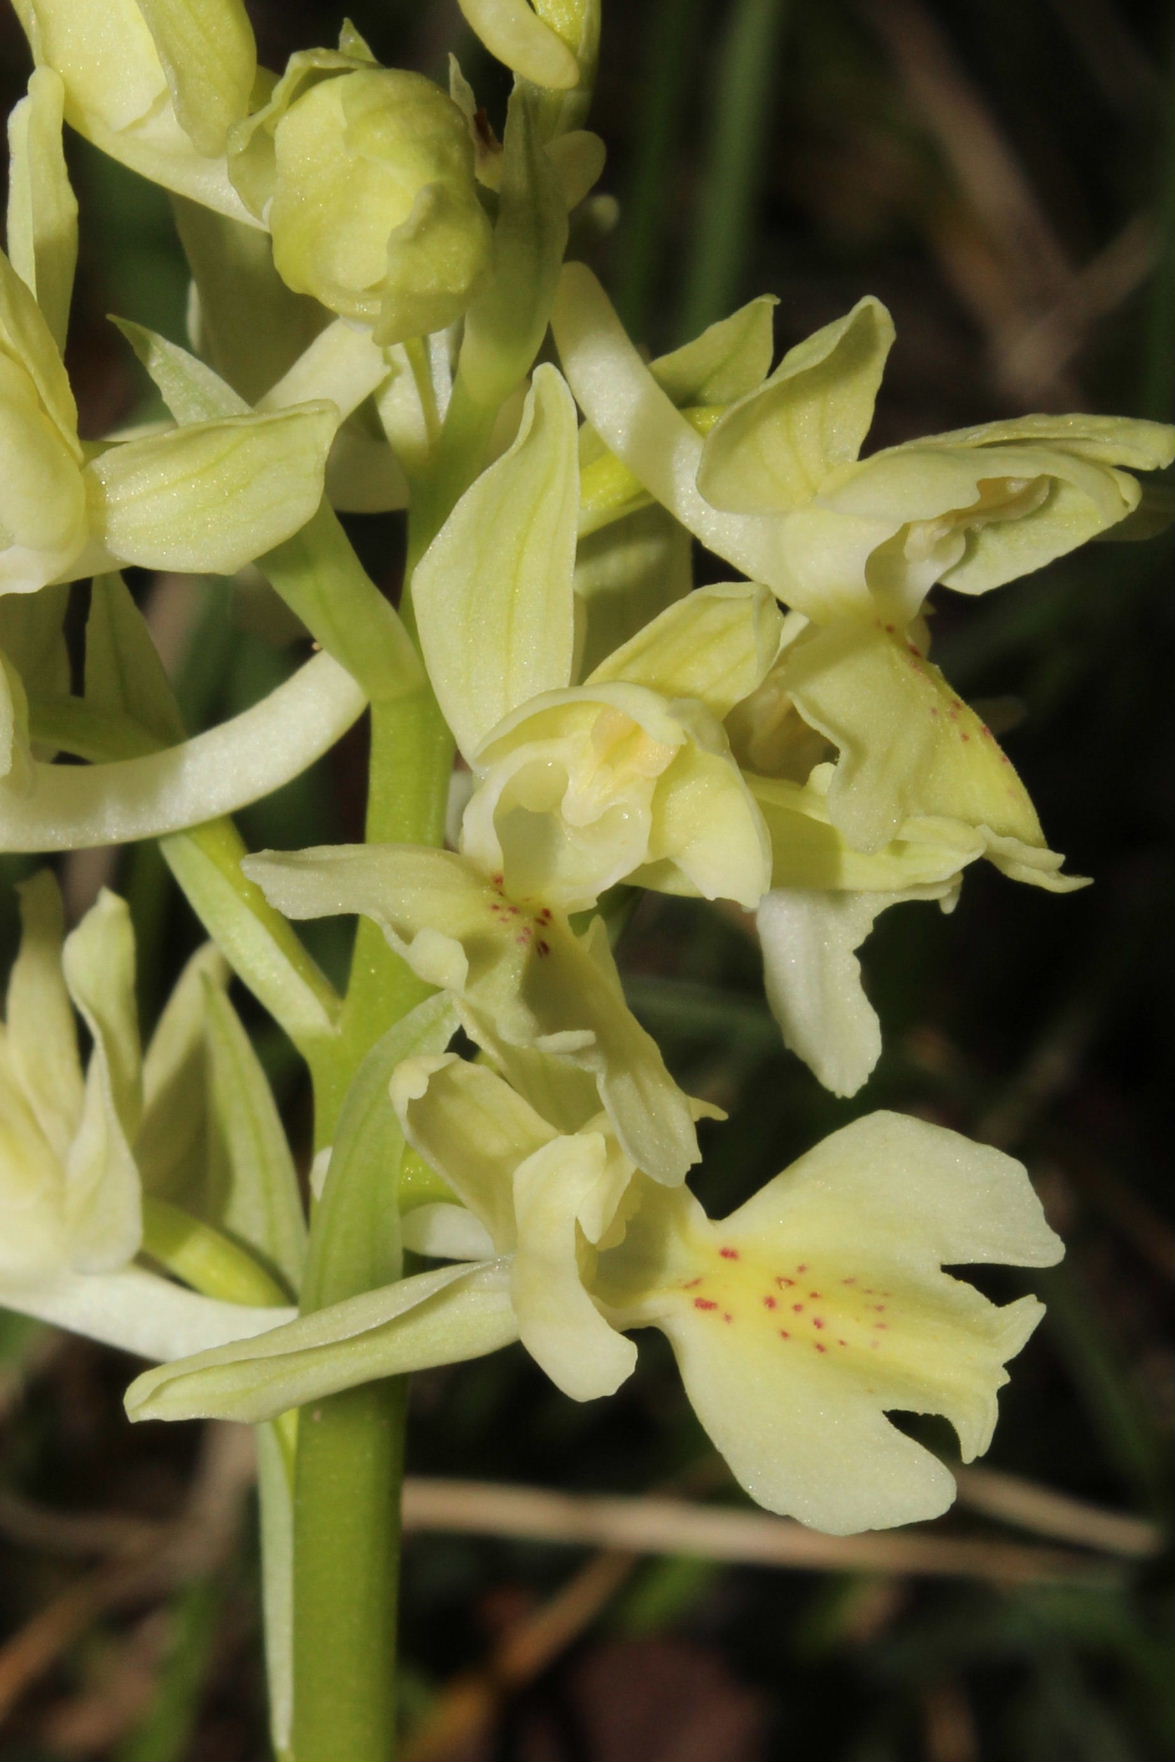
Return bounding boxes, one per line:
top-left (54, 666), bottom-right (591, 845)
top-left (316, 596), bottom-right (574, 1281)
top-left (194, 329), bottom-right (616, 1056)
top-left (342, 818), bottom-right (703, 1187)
top-left (1, 2), bottom-right (1172, 1758)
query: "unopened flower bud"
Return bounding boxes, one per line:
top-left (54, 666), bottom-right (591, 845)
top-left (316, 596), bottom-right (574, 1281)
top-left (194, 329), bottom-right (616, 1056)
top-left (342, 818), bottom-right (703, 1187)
top-left (265, 67), bottom-right (491, 343)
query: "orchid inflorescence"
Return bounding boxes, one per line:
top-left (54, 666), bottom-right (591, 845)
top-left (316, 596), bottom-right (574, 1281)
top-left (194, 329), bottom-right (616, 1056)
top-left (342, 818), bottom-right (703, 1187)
top-left (1, 0), bottom-right (1170, 1751)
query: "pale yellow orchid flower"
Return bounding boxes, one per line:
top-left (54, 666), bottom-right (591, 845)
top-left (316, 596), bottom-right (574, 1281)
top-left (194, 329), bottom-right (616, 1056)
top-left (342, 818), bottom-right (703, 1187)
top-left (0, 244), bottom-right (339, 598)
top-left (1, 873), bottom-right (294, 1358)
top-left (127, 1056), bottom-right (1062, 1536)
top-left (552, 265), bottom-right (1175, 627)
top-left (243, 842), bottom-right (707, 1187)
top-left (11, 0), bottom-right (259, 220)
top-left (412, 366), bottom-right (779, 914)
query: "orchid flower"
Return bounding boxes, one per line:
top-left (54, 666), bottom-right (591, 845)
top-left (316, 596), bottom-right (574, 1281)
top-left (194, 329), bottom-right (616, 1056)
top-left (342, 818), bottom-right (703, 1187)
top-left (732, 618), bottom-right (1088, 1094)
top-left (1, 873), bottom-right (295, 1359)
top-left (242, 841), bottom-right (706, 1186)
top-left (127, 1054), bottom-right (1062, 1536)
top-left (11, 0), bottom-right (259, 221)
top-left (552, 264), bottom-right (1175, 628)
top-left (412, 366), bottom-right (780, 914)
top-left (549, 270), bottom-right (1151, 1090)
top-left (1, 239), bottom-right (339, 599)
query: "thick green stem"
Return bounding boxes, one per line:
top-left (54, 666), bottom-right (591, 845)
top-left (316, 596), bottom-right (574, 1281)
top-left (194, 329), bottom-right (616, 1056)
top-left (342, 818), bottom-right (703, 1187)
top-left (290, 666), bottom-right (453, 1762)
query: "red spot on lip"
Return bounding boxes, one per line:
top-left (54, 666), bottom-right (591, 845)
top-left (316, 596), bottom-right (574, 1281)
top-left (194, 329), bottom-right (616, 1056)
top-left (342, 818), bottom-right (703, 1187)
top-left (719, 1247), bottom-right (740, 1261)
top-left (775, 1276), bottom-right (795, 1289)
top-left (683, 1278), bottom-right (702, 1290)
top-left (874, 1322), bottom-right (888, 1331)
top-left (779, 1329), bottom-right (791, 1340)
top-left (763, 1296), bottom-right (778, 1310)
top-left (837, 1339), bottom-right (848, 1347)
top-left (871, 1304), bottom-right (886, 1313)
top-left (792, 1303), bottom-right (805, 1313)
top-left (814, 1342), bottom-right (828, 1353)
top-left (808, 1291), bottom-right (822, 1300)
top-left (842, 1277), bottom-right (857, 1285)
top-left (722, 1312), bottom-right (733, 1323)
top-left (694, 1298), bottom-right (718, 1311)
top-left (536, 939), bottom-right (550, 956)
top-left (796, 1264), bottom-right (809, 1273)
top-left (813, 1318), bottom-right (826, 1330)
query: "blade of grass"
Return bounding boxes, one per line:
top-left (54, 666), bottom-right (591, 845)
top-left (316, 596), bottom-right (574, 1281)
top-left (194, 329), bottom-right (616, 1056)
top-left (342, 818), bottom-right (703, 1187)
top-left (677, 0), bottom-right (790, 340)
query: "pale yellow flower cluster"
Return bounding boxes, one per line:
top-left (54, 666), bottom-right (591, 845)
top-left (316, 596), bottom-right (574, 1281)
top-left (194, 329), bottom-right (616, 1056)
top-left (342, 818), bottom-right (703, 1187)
top-left (4, 0), bottom-right (1167, 1538)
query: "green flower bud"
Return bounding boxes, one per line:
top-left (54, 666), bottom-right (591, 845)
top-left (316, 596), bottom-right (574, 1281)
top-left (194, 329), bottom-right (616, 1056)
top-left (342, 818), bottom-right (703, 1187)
top-left (263, 67), bottom-right (492, 343)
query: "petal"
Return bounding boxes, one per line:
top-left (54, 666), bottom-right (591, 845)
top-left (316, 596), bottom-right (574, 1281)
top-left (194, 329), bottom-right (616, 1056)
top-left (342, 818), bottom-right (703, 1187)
top-left (456, 0), bottom-right (580, 89)
top-left (14, 0), bottom-right (257, 221)
top-left (0, 352), bottom-right (88, 595)
top-left (601, 1146), bottom-right (1058, 1531)
top-left (86, 404), bottom-right (339, 575)
top-left (1, 650), bottom-right (366, 852)
top-left (125, 1260), bottom-right (518, 1424)
top-left (0, 1054), bottom-right (69, 1281)
top-left (464, 683), bottom-right (680, 912)
top-left (662, 1282), bottom-right (959, 1532)
top-left (413, 364), bottom-right (579, 760)
top-left (781, 623), bottom-right (1050, 853)
top-left (248, 846), bottom-right (701, 1184)
top-left (756, 887), bottom-right (950, 1098)
top-left (552, 264), bottom-right (785, 589)
top-left (5, 1265), bottom-right (296, 1361)
top-left (392, 1052), bottom-right (558, 1251)
top-left (924, 411), bottom-right (1175, 472)
top-left (134, 0), bottom-right (256, 159)
top-left (725, 1111), bottom-right (1063, 1271)
top-left (650, 295), bottom-right (778, 406)
top-left (5, 67), bottom-right (78, 355)
top-left (635, 722), bottom-right (772, 909)
top-left (587, 582), bottom-right (782, 719)
top-left (6, 870), bottom-right (84, 1160)
top-left (511, 1133), bottom-right (638, 1400)
top-left (750, 771), bottom-right (986, 891)
top-left (697, 297), bottom-right (894, 513)
top-left (0, 230), bottom-right (79, 450)
top-left (61, 890), bottom-right (143, 1272)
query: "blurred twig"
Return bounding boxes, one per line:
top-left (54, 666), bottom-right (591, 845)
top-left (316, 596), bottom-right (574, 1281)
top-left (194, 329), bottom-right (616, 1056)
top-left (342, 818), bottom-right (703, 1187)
top-left (403, 1549), bottom-right (638, 1762)
top-left (859, 0), bottom-right (1086, 403)
top-left (402, 1477), bottom-right (1148, 1583)
top-left (0, 1423), bottom-right (255, 1728)
top-left (952, 1466), bottom-right (1158, 1558)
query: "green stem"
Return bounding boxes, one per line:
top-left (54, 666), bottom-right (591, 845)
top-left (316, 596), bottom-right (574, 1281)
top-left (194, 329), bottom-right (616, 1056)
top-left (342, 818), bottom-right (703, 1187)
top-left (289, 588), bottom-right (454, 1762)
